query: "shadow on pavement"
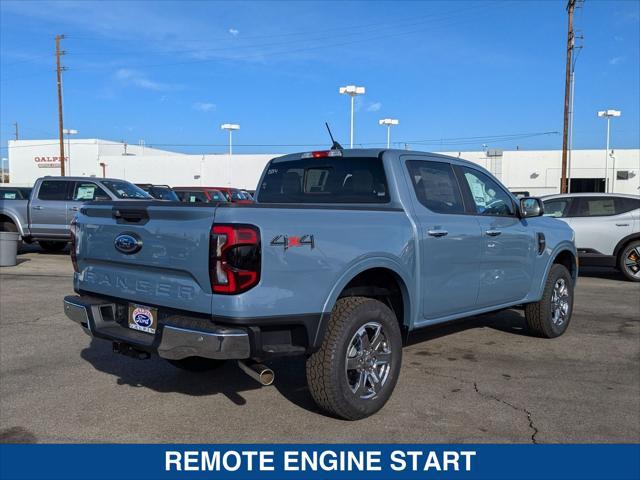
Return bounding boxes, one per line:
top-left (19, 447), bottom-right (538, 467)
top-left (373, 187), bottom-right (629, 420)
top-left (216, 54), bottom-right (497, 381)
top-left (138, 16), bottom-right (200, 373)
top-left (80, 338), bottom-right (262, 405)
top-left (577, 266), bottom-right (627, 281)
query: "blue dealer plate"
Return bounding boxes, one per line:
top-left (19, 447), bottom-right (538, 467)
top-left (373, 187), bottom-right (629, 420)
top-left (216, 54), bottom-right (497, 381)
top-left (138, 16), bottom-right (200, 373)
top-left (128, 304), bottom-right (158, 334)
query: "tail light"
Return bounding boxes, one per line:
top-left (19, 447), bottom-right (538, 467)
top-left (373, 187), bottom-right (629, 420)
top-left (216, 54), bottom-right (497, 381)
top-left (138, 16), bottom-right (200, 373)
top-left (70, 216), bottom-right (79, 273)
top-left (209, 224), bottom-right (260, 294)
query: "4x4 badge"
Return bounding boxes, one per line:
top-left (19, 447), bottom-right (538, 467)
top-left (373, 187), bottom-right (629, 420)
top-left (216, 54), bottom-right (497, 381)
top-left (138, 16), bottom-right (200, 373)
top-left (270, 234), bottom-right (314, 250)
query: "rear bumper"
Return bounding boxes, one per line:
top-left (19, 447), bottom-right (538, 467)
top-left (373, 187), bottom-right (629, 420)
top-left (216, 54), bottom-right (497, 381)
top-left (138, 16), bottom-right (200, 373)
top-left (63, 295), bottom-right (250, 360)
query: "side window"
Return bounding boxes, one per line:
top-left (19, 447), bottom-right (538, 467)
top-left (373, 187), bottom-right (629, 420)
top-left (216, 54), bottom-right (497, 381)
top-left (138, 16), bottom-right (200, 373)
top-left (615, 197), bottom-right (640, 215)
top-left (406, 160), bottom-right (465, 214)
top-left (72, 182), bottom-right (109, 201)
top-left (543, 199), bottom-right (571, 218)
top-left (575, 197), bottom-right (616, 217)
top-left (460, 167), bottom-right (515, 217)
top-left (37, 180), bottom-right (69, 201)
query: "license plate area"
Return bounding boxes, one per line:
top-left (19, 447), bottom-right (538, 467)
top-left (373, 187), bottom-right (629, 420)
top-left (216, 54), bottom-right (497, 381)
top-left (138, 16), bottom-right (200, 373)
top-left (128, 304), bottom-right (158, 334)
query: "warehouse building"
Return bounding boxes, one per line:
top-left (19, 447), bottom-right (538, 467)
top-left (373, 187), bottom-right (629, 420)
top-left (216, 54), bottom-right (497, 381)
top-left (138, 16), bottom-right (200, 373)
top-left (4, 138), bottom-right (639, 195)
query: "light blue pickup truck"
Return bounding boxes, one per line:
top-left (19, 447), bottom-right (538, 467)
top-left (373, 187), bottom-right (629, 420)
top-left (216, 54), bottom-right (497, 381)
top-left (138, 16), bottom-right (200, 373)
top-left (64, 149), bottom-right (577, 420)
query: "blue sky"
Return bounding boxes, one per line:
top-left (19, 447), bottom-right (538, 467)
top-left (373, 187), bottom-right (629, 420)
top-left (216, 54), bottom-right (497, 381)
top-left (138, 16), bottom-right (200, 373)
top-left (1, 0), bottom-right (639, 157)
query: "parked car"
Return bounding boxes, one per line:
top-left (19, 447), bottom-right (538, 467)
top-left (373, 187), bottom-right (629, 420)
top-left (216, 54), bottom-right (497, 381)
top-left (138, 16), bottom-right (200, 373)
top-left (135, 184), bottom-right (180, 201)
top-left (0, 176), bottom-right (152, 251)
top-left (204, 186), bottom-right (254, 203)
top-left (0, 186), bottom-right (32, 200)
top-left (174, 187), bottom-right (227, 203)
top-left (64, 148), bottom-right (576, 420)
top-left (542, 193), bottom-right (640, 281)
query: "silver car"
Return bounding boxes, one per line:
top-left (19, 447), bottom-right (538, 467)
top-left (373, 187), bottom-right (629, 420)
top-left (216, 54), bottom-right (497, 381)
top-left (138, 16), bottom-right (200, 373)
top-left (542, 193), bottom-right (640, 281)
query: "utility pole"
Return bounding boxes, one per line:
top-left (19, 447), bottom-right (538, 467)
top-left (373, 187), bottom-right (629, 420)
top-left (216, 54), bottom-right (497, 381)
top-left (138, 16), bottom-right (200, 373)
top-left (13, 122), bottom-right (19, 140)
top-left (55, 34), bottom-right (67, 176)
top-left (560, 0), bottom-right (575, 194)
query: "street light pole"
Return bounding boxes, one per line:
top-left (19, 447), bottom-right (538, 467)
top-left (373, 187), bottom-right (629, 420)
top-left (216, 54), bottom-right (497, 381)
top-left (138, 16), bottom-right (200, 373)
top-left (63, 128), bottom-right (78, 176)
top-left (379, 118), bottom-right (399, 148)
top-left (597, 109), bottom-right (621, 193)
top-left (221, 123), bottom-right (240, 186)
top-left (339, 85), bottom-right (365, 148)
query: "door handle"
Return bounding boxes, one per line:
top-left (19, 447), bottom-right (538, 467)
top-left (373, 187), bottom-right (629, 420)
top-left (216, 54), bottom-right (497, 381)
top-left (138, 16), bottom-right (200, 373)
top-left (427, 229), bottom-right (448, 237)
top-left (485, 229), bottom-right (502, 237)
top-left (33, 206), bottom-right (43, 210)
top-left (616, 223), bottom-right (629, 227)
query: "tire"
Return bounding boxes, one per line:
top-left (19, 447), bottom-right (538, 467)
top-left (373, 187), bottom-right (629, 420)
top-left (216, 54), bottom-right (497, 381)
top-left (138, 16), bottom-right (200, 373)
top-left (617, 240), bottom-right (640, 282)
top-left (38, 240), bottom-right (67, 252)
top-left (525, 264), bottom-right (574, 338)
top-left (1, 221), bottom-right (18, 233)
top-left (306, 296), bottom-right (403, 420)
top-left (167, 357), bottom-right (225, 372)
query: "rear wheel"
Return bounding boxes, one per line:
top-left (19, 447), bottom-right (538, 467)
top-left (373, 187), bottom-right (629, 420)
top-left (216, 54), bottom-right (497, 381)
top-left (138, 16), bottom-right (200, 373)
top-left (306, 297), bottom-right (402, 420)
top-left (167, 357), bottom-right (224, 372)
top-left (618, 240), bottom-right (640, 282)
top-left (38, 240), bottom-right (67, 252)
top-left (1, 221), bottom-right (18, 233)
top-left (525, 264), bottom-right (573, 338)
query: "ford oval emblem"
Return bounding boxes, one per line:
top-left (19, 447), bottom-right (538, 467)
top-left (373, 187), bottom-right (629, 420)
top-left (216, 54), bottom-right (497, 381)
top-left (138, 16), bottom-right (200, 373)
top-left (114, 233), bottom-right (142, 254)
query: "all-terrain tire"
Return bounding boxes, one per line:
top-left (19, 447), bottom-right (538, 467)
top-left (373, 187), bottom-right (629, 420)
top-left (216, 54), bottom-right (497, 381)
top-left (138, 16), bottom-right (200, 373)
top-left (525, 264), bottom-right (574, 338)
top-left (617, 240), bottom-right (640, 282)
top-left (167, 357), bottom-right (225, 372)
top-left (306, 296), bottom-right (402, 420)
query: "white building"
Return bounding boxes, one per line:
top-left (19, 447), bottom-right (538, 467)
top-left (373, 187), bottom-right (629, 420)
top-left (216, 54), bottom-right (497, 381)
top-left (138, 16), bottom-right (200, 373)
top-left (5, 138), bottom-right (640, 195)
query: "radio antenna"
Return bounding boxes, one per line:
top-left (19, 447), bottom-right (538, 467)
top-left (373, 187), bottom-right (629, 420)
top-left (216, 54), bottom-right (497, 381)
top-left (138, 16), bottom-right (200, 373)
top-left (325, 122), bottom-right (343, 150)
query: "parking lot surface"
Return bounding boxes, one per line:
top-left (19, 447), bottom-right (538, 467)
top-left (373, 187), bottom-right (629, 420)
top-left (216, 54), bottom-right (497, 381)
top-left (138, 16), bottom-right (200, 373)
top-left (1, 246), bottom-right (638, 443)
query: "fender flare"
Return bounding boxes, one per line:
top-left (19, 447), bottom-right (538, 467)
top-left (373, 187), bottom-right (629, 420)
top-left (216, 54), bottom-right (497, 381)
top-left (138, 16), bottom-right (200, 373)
top-left (613, 233), bottom-right (640, 259)
top-left (0, 211), bottom-right (26, 236)
top-left (309, 255), bottom-right (414, 350)
top-left (533, 242), bottom-right (578, 300)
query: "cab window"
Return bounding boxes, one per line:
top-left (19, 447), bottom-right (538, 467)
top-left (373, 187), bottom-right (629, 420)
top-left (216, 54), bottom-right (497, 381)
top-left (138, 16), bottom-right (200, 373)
top-left (460, 167), bottom-right (515, 217)
top-left (406, 160), bottom-right (465, 214)
top-left (37, 180), bottom-right (70, 201)
top-left (72, 182), bottom-right (110, 201)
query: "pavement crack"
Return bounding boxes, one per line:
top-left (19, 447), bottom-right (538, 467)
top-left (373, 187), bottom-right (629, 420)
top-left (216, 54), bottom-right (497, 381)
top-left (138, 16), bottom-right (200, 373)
top-left (473, 382), bottom-right (539, 444)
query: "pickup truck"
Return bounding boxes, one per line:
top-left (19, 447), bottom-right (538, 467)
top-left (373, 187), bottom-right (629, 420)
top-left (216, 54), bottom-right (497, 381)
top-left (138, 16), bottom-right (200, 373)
top-left (0, 176), bottom-right (152, 251)
top-left (64, 149), bottom-right (577, 420)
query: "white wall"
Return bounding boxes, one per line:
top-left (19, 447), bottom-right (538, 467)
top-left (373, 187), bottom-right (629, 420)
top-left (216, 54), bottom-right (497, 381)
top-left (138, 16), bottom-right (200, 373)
top-left (7, 138), bottom-right (640, 195)
top-left (441, 149), bottom-right (640, 195)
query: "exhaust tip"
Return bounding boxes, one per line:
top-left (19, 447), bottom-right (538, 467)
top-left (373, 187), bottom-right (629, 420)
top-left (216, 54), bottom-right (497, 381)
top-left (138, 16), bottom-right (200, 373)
top-left (258, 369), bottom-right (275, 386)
top-left (238, 360), bottom-right (275, 386)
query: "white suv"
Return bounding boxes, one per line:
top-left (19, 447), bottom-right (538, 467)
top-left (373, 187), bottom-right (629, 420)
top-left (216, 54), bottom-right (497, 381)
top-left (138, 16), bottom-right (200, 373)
top-left (542, 193), bottom-right (640, 281)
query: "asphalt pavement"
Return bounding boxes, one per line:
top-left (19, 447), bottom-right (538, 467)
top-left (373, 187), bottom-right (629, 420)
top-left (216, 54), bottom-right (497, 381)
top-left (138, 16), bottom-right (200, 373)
top-left (1, 246), bottom-right (638, 443)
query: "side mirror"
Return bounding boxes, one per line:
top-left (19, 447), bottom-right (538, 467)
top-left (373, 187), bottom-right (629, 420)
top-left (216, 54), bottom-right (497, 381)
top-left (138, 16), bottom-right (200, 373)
top-left (519, 197), bottom-right (544, 218)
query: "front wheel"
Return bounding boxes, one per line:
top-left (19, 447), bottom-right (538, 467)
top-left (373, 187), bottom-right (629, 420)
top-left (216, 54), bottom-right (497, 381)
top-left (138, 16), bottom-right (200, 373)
top-left (618, 241), bottom-right (640, 282)
top-left (524, 264), bottom-right (574, 338)
top-left (306, 297), bottom-right (402, 420)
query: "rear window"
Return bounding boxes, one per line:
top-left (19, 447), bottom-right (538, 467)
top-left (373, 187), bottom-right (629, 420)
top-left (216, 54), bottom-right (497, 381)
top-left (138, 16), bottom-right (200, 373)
top-left (257, 157), bottom-right (389, 204)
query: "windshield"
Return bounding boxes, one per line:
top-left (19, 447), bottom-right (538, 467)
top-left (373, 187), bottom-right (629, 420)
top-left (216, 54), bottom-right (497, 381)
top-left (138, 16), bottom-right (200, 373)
top-left (101, 180), bottom-right (151, 199)
top-left (257, 156), bottom-right (389, 204)
top-left (149, 186), bottom-right (179, 201)
top-left (229, 189), bottom-right (247, 201)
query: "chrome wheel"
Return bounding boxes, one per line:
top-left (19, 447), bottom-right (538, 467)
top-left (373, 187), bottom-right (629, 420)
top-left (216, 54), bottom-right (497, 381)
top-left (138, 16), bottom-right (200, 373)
top-left (624, 246), bottom-right (640, 279)
top-left (345, 322), bottom-right (392, 400)
top-left (550, 278), bottom-right (570, 327)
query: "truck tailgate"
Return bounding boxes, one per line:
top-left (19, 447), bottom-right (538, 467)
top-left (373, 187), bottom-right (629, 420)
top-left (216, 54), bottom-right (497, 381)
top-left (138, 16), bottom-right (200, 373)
top-left (74, 202), bottom-right (216, 314)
